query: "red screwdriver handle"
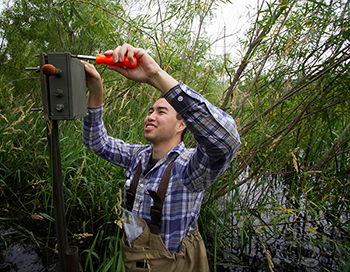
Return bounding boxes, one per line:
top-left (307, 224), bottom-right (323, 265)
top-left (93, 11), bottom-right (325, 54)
top-left (95, 54), bottom-right (137, 68)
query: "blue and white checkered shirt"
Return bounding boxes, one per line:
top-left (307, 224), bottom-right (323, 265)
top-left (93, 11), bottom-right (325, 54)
top-left (83, 82), bottom-right (241, 254)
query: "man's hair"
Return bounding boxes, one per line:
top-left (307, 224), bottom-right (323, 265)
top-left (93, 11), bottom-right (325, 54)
top-left (176, 113), bottom-right (187, 142)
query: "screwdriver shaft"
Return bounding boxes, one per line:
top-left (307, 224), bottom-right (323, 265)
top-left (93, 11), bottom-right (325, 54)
top-left (74, 54), bottom-right (96, 60)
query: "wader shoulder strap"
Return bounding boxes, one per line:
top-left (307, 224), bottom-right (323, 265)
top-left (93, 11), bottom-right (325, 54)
top-left (125, 160), bottom-right (175, 234)
top-left (126, 162), bottom-right (142, 211)
top-left (148, 161), bottom-right (174, 235)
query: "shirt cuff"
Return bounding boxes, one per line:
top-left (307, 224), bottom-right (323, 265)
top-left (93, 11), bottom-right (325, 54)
top-left (85, 104), bottom-right (103, 123)
top-left (163, 82), bottom-right (194, 116)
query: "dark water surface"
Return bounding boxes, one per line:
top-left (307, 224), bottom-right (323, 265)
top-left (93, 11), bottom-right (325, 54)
top-left (0, 181), bottom-right (347, 271)
top-left (0, 225), bottom-right (58, 272)
top-left (0, 221), bottom-right (344, 272)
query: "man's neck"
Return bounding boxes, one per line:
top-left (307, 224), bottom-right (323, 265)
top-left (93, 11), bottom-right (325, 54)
top-left (152, 141), bottom-right (180, 159)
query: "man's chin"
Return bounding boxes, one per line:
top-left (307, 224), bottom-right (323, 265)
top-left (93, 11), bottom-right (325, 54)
top-left (144, 134), bottom-right (154, 143)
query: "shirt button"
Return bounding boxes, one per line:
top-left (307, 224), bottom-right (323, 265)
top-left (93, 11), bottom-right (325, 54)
top-left (177, 96), bottom-right (183, 102)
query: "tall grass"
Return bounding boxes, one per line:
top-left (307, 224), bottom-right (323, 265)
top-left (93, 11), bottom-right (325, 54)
top-left (0, 80), bottom-right (159, 270)
top-left (1, 74), bottom-right (350, 271)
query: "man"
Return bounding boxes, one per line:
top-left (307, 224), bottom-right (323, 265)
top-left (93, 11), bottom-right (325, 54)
top-left (82, 43), bottom-right (241, 271)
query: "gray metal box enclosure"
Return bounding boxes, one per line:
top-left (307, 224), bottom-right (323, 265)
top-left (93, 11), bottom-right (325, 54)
top-left (47, 53), bottom-right (87, 120)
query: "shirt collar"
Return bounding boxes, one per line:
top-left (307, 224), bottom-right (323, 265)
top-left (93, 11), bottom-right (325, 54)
top-left (141, 142), bottom-right (185, 163)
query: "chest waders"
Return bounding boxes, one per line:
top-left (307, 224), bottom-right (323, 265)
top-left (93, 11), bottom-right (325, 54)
top-left (123, 162), bottom-right (209, 272)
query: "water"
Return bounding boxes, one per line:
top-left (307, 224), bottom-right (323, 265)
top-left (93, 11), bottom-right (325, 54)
top-left (0, 174), bottom-right (348, 271)
top-left (0, 225), bottom-right (58, 271)
top-left (211, 179), bottom-right (348, 271)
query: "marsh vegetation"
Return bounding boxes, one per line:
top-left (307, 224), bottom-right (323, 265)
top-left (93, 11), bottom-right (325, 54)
top-left (1, 0), bottom-right (349, 271)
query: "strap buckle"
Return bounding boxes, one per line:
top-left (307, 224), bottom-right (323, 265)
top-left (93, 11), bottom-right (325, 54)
top-left (149, 205), bottom-right (162, 235)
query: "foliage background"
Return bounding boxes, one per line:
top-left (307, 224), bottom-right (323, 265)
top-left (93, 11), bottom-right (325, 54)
top-left (0, 0), bottom-right (349, 271)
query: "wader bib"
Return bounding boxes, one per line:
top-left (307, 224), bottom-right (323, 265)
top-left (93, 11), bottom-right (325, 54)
top-left (123, 161), bottom-right (209, 272)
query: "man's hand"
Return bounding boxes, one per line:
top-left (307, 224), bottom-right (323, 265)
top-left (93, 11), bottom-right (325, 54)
top-left (105, 44), bottom-right (160, 84)
top-left (105, 44), bottom-right (178, 94)
top-left (82, 61), bottom-right (103, 106)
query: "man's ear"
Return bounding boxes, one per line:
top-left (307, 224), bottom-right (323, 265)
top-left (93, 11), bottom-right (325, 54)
top-left (178, 120), bottom-right (186, 133)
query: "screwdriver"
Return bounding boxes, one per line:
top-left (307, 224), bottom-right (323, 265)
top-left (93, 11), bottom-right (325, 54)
top-left (73, 54), bottom-right (137, 68)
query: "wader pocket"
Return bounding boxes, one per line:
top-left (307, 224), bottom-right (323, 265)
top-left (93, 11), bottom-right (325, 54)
top-left (122, 208), bottom-right (144, 247)
top-left (122, 216), bottom-right (209, 272)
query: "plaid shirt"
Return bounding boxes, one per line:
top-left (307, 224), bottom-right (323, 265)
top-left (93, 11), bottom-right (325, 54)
top-left (82, 82), bottom-right (241, 254)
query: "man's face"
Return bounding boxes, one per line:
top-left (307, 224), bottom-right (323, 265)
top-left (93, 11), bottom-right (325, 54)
top-left (144, 98), bottom-right (184, 145)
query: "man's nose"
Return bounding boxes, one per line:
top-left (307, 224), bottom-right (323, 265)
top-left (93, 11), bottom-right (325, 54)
top-left (147, 112), bottom-right (156, 120)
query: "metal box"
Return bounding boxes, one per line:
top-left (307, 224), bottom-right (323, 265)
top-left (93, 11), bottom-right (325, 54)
top-left (47, 53), bottom-right (87, 120)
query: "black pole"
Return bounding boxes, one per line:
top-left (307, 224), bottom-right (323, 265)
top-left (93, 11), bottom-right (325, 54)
top-left (39, 53), bottom-right (68, 272)
top-left (47, 119), bottom-right (68, 272)
top-left (65, 246), bottom-right (80, 272)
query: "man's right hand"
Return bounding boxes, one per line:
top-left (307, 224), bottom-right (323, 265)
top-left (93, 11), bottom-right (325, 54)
top-left (105, 44), bottom-right (178, 94)
top-left (82, 61), bottom-right (103, 107)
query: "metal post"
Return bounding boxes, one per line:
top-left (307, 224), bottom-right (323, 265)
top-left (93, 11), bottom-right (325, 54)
top-left (65, 246), bottom-right (80, 272)
top-left (48, 120), bottom-right (68, 272)
top-left (39, 53), bottom-right (68, 272)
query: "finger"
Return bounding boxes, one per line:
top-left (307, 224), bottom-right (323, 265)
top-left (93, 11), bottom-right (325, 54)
top-left (126, 49), bottom-right (136, 66)
top-left (110, 46), bottom-right (120, 63)
top-left (81, 60), bottom-right (92, 68)
top-left (81, 60), bottom-right (94, 67)
top-left (82, 62), bottom-right (95, 73)
top-left (103, 50), bottom-right (113, 56)
top-left (113, 45), bottom-right (127, 63)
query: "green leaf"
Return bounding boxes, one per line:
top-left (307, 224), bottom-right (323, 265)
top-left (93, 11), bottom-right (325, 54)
top-left (71, 4), bottom-right (84, 21)
top-left (39, 212), bottom-right (55, 222)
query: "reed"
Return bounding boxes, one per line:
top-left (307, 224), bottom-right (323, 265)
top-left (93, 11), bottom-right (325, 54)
top-left (1, 74), bottom-right (349, 271)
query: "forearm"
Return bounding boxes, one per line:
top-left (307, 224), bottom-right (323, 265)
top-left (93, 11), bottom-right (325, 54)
top-left (87, 87), bottom-right (103, 107)
top-left (148, 69), bottom-right (179, 95)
